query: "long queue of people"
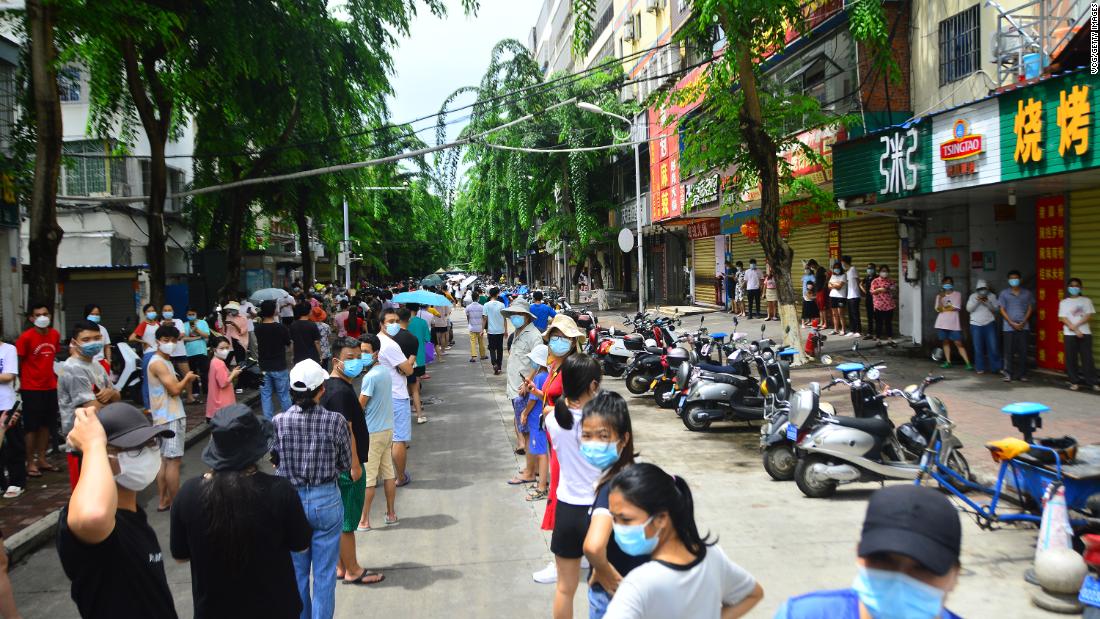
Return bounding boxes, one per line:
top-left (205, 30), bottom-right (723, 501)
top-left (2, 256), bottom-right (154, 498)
top-left (494, 305), bottom-right (966, 619)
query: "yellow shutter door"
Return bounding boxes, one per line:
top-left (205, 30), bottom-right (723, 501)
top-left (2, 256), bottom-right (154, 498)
top-left (840, 217), bottom-right (900, 332)
top-left (786, 224), bottom-right (830, 294)
top-left (727, 233), bottom-right (763, 268)
top-left (1070, 188), bottom-right (1100, 360)
top-left (693, 237), bottom-right (717, 305)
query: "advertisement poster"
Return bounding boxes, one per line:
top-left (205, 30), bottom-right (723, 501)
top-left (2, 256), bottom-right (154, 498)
top-left (1035, 195), bottom-right (1066, 370)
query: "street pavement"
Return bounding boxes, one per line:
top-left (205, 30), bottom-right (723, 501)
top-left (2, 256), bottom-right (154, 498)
top-left (6, 309), bottom-right (1089, 617)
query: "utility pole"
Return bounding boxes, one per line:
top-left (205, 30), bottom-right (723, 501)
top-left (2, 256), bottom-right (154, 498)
top-left (342, 196), bottom-right (350, 289)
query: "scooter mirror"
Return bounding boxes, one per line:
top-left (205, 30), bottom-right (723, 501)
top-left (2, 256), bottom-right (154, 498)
top-left (809, 381), bottom-right (821, 395)
top-left (820, 354), bottom-right (833, 365)
top-left (931, 347), bottom-right (945, 362)
top-left (851, 342), bottom-right (859, 352)
top-left (760, 323), bottom-right (766, 334)
top-left (733, 316), bottom-right (739, 327)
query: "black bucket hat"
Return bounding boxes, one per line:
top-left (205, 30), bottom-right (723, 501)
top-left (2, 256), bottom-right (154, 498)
top-left (202, 404), bottom-right (274, 471)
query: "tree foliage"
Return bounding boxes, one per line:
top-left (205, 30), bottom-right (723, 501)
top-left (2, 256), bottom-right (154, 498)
top-left (440, 39), bottom-right (632, 278)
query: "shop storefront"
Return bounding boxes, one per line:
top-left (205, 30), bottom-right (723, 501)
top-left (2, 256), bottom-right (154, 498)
top-left (688, 217), bottom-right (723, 306)
top-left (833, 69), bottom-right (1100, 358)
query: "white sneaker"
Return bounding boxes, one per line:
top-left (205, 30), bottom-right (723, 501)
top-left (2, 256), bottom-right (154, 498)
top-left (533, 560), bottom-right (558, 584)
top-left (581, 557), bottom-right (591, 570)
top-left (3, 485), bottom-right (23, 499)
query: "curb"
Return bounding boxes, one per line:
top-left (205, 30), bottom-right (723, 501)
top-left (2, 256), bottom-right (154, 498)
top-left (3, 391), bottom-right (260, 566)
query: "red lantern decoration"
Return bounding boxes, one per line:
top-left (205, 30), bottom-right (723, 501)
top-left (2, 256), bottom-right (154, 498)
top-left (779, 218), bottom-right (792, 238)
top-left (744, 220), bottom-right (760, 243)
top-left (740, 223), bottom-right (749, 236)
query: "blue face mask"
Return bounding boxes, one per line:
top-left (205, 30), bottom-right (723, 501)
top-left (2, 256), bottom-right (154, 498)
top-left (510, 315), bottom-right (526, 328)
top-left (86, 314), bottom-right (101, 323)
top-left (580, 441), bottom-right (620, 470)
top-left (549, 336), bottom-right (572, 356)
top-left (1008, 278), bottom-right (1021, 287)
top-left (942, 284), bottom-right (953, 291)
top-left (852, 567), bottom-right (946, 619)
top-left (1068, 286), bottom-right (1082, 296)
top-left (613, 516), bottom-right (659, 557)
top-left (361, 353), bottom-right (374, 367)
top-left (79, 341), bottom-right (105, 357)
top-left (385, 323), bottom-right (401, 337)
top-left (146, 311), bottom-right (158, 321)
top-left (340, 358), bottom-right (365, 379)
top-left (162, 311), bottom-right (174, 320)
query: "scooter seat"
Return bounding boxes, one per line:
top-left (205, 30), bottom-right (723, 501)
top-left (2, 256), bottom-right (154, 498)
top-left (698, 362), bottom-right (742, 375)
top-left (778, 349), bottom-right (797, 359)
top-left (710, 332), bottom-right (727, 340)
top-left (831, 415), bottom-right (894, 436)
top-left (708, 373), bottom-right (743, 385)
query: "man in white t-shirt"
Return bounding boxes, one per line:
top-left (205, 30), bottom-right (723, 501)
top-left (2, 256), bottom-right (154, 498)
top-left (0, 339), bottom-right (20, 498)
top-left (378, 309), bottom-right (416, 486)
top-left (1059, 277), bottom-right (1098, 391)
top-left (843, 255), bottom-right (862, 337)
top-left (743, 260), bottom-right (762, 319)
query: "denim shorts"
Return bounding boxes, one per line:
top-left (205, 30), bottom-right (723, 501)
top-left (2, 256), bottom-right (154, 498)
top-left (588, 586), bottom-right (611, 619)
top-left (936, 328), bottom-right (962, 342)
top-left (393, 398), bottom-right (412, 442)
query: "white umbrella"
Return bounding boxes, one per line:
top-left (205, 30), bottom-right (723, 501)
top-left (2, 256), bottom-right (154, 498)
top-left (249, 288), bottom-right (291, 303)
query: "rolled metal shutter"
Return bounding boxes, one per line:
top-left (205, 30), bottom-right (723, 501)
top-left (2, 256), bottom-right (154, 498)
top-left (62, 278), bottom-right (136, 341)
top-left (840, 217), bottom-right (900, 332)
top-left (785, 224), bottom-right (829, 294)
top-left (1070, 188), bottom-right (1100, 360)
top-left (726, 233), bottom-right (763, 268)
top-left (693, 237), bottom-right (717, 306)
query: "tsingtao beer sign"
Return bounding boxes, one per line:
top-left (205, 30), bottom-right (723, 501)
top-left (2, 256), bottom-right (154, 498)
top-left (939, 119), bottom-right (983, 177)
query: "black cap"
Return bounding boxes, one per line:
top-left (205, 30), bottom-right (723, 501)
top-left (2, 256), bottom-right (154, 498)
top-left (202, 404), bottom-right (274, 471)
top-left (97, 402), bottom-right (175, 450)
top-left (858, 485), bottom-right (962, 576)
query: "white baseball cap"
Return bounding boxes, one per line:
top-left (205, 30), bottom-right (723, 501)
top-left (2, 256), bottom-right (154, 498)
top-left (290, 359), bottom-right (327, 392)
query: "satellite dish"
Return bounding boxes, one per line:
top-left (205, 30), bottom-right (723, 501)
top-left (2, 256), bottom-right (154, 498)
top-left (617, 228), bottom-right (635, 253)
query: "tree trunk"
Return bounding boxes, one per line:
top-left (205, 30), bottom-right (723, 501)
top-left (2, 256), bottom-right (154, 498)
top-left (25, 0), bottom-right (63, 310)
top-left (729, 30), bottom-right (804, 359)
top-left (294, 200), bottom-right (313, 286)
top-left (219, 184), bottom-right (247, 301)
top-left (146, 138), bottom-right (168, 307)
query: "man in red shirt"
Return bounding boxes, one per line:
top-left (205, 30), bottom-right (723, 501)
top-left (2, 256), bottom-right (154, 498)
top-left (16, 302), bottom-right (61, 478)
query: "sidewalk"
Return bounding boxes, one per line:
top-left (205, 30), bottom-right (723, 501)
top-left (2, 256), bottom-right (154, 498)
top-left (1, 388), bottom-right (259, 564)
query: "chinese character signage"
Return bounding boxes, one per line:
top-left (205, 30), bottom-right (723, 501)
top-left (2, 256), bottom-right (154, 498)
top-left (833, 121), bottom-right (932, 203)
top-left (932, 100), bottom-right (1002, 191)
top-left (1035, 195), bottom-right (1066, 371)
top-left (686, 218), bottom-right (721, 240)
top-left (1001, 74), bottom-right (1098, 181)
top-left (649, 107), bottom-right (683, 222)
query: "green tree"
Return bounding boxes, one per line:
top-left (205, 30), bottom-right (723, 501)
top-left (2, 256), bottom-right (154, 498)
top-left (440, 39), bottom-right (631, 289)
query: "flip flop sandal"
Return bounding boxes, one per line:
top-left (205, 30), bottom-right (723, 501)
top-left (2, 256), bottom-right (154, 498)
top-left (526, 489), bottom-right (548, 501)
top-left (26, 469), bottom-right (42, 478)
top-left (396, 473), bottom-right (412, 487)
top-left (507, 476), bottom-right (536, 485)
top-left (342, 570), bottom-right (385, 586)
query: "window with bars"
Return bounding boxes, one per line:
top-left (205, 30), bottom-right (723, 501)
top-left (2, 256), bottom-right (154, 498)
top-left (938, 5), bottom-right (981, 87)
top-left (141, 160), bottom-right (187, 211)
top-left (0, 63), bottom-right (16, 152)
top-left (61, 140), bottom-right (126, 196)
top-left (58, 67), bottom-right (82, 103)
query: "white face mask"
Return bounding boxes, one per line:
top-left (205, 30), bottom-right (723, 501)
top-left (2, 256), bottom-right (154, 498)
top-left (33, 315), bottom-right (50, 329)
top-left (214, 348), bottom-right (231, 360)
top-left (158, 342), bottom-right (176, 355)
top-left (114, 447), bottom-right (162, 491)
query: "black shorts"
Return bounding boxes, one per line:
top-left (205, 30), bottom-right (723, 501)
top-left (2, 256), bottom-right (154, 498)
top-left (414, 366), bottom-right (426, 377)
top-left (432, 326), bottom-right (448, 334)
top-left (550, 500), bottom-right (592, 559)
top-left (830, 297), bottom-right (847, 309)
top-left (21, 389), bottom-right (59, 432)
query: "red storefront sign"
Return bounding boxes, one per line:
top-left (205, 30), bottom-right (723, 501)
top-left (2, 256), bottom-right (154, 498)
top-left (1035, 195), bottom-right (1066, 370)
top-left (687, 218), bottom-right (721, 240)
top-left (649, 108), bottom-right (682, 222)
top-left (828, 223), bottom-right (840, 262)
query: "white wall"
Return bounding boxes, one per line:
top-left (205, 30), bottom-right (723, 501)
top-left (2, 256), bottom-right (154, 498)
top-left (0, 227), bottom-right (21, 338)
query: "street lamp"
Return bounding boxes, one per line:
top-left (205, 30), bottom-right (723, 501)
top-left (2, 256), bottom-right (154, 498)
top-left (342, 183), bottom-right (410, 288)
top-left (576, 101), bottom-right (644, 313)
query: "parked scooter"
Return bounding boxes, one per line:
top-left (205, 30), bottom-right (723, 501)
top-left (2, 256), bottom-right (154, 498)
top-left (791, 371), bottom-right (969, 498)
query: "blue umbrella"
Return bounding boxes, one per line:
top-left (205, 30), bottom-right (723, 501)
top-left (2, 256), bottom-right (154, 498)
top-left (392, 290), bottom-right (452, 307)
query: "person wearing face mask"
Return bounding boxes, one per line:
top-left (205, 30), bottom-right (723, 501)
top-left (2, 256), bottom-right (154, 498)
top-left (602, 463), bottom-right (763, 619)
top-left (934, 277), bottom-right (972, 370)
top-left (357, 334), bottom-right (398, 532)
top-left (869, 267), bottom-right (897, 344)
top-left (504, 299), bottom-right (543, 481)
top-left (57, 402), bottom-right (179, 618)
top-left (182, 308), bottom-right (211, 404)
top-left (484, 287), bottom-right (508, 374)
top-left (378, 309), bottom-right (416, 487)
top-left (843, 256), bottom-right (863, 338)
top-left (255, 300), bottom-right (294, 419)
top-left (545, 354), bottom-right (603, 619)
top-left (1059, 277), bottom-right (1099, 391)
top-left (465, 293), bottom-right (488, 361)
top-left (743, 260), bottom-right (762, 319)
top-left (321, 338), bottom-right (379, 586)
top-left (272, 359), bottom-right (353, 619)
top-left (129, 303), bottom-right (160, 353)
top-left (160, 304), bottom-right (197, 405)
top-left (83, 304), bottom-right (112, 369)
top-left (16, 303), bottom-right (61, 480)
top-left (997, 270), bottom-right (1035, 382)
top-left (827, 262), bottom-right (848, 335)
top-left (965, 280), bottom-right (1001, 375)
top-left (519, 344), bottom-right (551, 502)
top-left (206, 337), bottom-right (242, 419)
top-left (860, 263), bottom-right (877, 339)
top-left (775, 484), bottom-right (963, 619)
top-left (58, 321), bottom-right (120, 486)
top-left (580, 391), bottom-right (641, 618)
top-left (146, 325), bottom-right (198, 512)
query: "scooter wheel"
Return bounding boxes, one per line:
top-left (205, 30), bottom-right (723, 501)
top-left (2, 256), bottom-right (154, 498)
top-left (762, 444), bottom-right (797, 481)
top-left (653, 381), bottom-right (678, 409)
top-left (681, 404), bottom-right (712, 432)
top-left (624, 371), bottom-right (651, 395)
top-left (794, 454), bottom-right (838, 498)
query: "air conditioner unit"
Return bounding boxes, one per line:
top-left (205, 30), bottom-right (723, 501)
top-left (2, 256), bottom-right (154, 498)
top-left (646, 0), bottom-right (661, 13)
top-left (623, 20), bottom-right (636, 42)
